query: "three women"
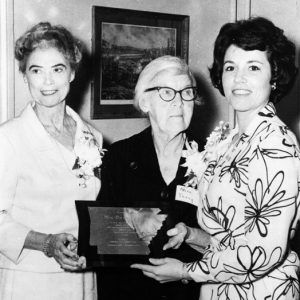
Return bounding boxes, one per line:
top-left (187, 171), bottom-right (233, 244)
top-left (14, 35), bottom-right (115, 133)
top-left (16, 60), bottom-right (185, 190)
top-left (2, 15), bottom-right (300, 300)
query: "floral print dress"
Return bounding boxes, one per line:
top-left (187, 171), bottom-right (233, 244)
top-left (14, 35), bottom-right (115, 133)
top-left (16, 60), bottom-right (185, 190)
top-left (186, 103), bottom-right (300, 300)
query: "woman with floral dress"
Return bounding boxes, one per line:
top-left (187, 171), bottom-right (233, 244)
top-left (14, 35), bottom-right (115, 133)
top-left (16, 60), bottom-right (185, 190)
top-left (0, 22), bottom-right (103, 299)
top-left (132, 17), bottom-right (300, 300)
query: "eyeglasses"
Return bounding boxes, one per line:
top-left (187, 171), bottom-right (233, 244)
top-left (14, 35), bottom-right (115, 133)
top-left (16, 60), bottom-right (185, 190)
top-left (144, 86), bottom-right (198, 102)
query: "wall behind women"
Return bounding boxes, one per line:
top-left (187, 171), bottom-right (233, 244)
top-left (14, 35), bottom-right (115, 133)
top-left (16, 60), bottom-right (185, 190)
top-left (10, 0), bottom-right (300, 143)
top-left (250, 0), bottom-right (300, 140)
top-left (12, 0), bottom-right (235, 144)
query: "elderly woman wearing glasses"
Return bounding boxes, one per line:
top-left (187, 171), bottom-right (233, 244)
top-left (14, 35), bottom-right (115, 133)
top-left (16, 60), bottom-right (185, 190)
top-left (98, 56), bottom-right (203, 300)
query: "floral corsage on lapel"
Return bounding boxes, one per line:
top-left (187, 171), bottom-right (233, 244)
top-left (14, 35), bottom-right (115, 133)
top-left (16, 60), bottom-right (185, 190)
top-left (182, 121), bottom-right (230, 187)
top-left (72, 129), bottom-right (105, 188)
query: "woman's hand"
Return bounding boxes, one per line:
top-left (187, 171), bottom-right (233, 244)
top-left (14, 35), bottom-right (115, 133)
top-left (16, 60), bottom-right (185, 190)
top-left (24, 230), bottom-right (86, 271)
top-left (131, 257), bottom-right (188, 283)
top-left (164, 224), bottom-right (211, 253)
top-left (163, 222), bottom-right (188, 250)
top-left (46, 233), bottom-right (86, 271)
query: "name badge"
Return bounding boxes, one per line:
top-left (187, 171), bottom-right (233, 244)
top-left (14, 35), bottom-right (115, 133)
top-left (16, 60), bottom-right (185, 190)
top-left (175, 185), bottom-right (199, 207)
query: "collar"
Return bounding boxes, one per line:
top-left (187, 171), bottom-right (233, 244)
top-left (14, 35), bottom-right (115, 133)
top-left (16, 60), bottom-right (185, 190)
top-left (65, 105), bottom-right (93, 148)
top-left (235, 102), bottom-right (277, 144)
top-left (20, 102), bottom-right (89, 151)
top-left (20, 102), bottom-right (55, 151)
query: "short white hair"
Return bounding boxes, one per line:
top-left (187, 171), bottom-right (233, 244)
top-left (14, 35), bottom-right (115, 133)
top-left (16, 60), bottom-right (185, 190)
top-left (134, 55), bottom-right (196, 113)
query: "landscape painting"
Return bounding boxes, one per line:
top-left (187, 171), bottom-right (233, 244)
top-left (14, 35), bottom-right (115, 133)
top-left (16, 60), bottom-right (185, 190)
top-left (101, 23), bottom-right (176, 101)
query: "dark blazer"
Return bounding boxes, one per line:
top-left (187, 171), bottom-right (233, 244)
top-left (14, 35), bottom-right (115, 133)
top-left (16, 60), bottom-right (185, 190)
top-left (97, 127), bottom-right (204, 300)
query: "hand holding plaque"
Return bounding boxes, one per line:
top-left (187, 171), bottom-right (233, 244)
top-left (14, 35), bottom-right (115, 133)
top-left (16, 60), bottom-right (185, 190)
top-left (162, 222), bottom-right (188, 250)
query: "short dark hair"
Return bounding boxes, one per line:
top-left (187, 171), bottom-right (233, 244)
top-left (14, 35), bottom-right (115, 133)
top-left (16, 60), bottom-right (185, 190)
top-left (209, 17), bottom-right (298, 103)
top-left (15, 22), bottom-right (82, 73)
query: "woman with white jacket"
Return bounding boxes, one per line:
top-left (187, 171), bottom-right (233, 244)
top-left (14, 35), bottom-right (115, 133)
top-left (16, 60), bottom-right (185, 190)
top-left (0, 22), bottom-right (103, 299)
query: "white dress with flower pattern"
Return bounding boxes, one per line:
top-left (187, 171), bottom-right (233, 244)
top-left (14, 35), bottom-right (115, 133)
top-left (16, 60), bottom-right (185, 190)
top-left (187, 103), bottom-right (300, 300)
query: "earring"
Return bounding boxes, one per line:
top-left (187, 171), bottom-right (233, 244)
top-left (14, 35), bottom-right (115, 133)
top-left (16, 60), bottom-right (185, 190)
top-left (271, 82), bottom-right (277, 90)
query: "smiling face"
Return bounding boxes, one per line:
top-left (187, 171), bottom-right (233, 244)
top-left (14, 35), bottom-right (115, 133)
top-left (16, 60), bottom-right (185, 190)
top-left (24, 47), bottom-right (75, 107)
top-left (141, 67), bottom-right (194, 137)
top-left (222, 45), bottom-right (272, 118)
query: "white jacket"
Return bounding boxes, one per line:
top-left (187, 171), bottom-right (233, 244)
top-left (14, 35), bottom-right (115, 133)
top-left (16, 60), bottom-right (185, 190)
top-left (0, 102), bottom-right (102, 273)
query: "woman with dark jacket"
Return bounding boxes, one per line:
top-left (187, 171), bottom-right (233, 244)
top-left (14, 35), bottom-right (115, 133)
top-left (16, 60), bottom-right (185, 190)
top-left (98, 56), bottom-right (204, 300)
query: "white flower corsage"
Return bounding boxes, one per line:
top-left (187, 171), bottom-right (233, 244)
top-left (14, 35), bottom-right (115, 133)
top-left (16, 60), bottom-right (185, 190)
top-left (182, 121), bottom-right (230, 187)
top-left (182, 141), bottom-right (206, 188)
top-left (72, 130), bottom-right (105, 187)
top-left (204, 121), bottom-right (230, 157)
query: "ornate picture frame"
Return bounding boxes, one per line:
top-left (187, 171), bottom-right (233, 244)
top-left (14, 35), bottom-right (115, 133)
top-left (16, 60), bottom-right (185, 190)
top-left (91, 6), bottom-right (189, 119)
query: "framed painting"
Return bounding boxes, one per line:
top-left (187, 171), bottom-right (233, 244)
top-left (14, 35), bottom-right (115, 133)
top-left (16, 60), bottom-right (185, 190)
top-left (91, 6), bottom-right (189, 119)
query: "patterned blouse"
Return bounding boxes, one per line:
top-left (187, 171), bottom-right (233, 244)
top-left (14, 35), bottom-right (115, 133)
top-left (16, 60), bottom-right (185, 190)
top-left (187, 103), bottom-right (300, 300)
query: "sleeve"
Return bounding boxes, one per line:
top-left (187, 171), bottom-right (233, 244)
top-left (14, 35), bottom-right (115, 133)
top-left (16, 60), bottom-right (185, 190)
top-left (98, 142), bottom-right (126, 205)
top-left (187, 130), bottom-right (300, 284)
top-left (0, 132), bottom-right (31, 263)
